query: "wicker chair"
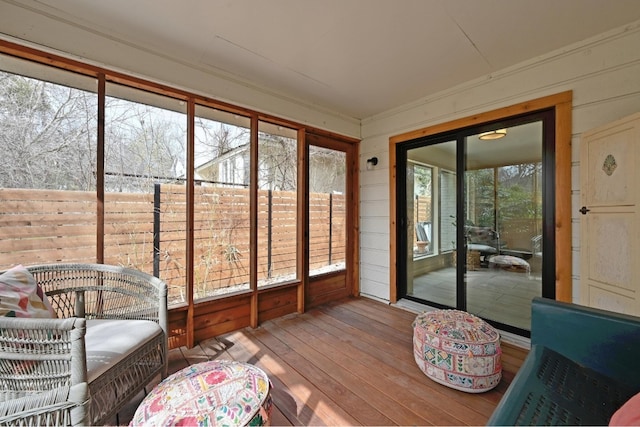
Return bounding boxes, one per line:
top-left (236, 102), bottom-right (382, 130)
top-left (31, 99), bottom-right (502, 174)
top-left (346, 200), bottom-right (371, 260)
top-left (0, 263), bottom-right (168, 426)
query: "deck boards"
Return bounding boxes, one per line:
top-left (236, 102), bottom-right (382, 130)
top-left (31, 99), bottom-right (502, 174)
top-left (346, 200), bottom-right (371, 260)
top-left (118, 297), bottom-right (527, 426)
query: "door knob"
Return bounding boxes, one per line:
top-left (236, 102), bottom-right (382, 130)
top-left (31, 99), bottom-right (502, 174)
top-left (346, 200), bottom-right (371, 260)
top-left (579, 206), bottom-right (591, 215)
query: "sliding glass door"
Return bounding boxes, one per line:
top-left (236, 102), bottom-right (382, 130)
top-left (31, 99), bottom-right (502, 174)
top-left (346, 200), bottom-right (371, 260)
top-left (399, 110), bottom-right (555, 336)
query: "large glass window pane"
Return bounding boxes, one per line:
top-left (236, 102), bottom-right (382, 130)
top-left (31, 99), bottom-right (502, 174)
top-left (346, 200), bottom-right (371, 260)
top-left (193, 106), bottom-right (251, 299)
top-left (308, 145), bottom-right (346, 276)
top-left (0, 54), bottom-right (98, 269)
top-left (257, 122), bottom-right (298, 286)
top-left (104, 84), bottom-right (186, 306)
top-left (465, 122), bottom-right (543, 330)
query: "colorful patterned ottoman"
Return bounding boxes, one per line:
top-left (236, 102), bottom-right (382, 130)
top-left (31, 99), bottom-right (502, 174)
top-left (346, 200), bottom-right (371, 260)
top-left (130, 360), bottom-right (272, 426)
top-left (412, 309), bottom-right (502, 393)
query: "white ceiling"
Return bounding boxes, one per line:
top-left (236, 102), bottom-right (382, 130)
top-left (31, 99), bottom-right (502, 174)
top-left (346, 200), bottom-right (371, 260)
top-left (6, 0), bottom-right (640, 120)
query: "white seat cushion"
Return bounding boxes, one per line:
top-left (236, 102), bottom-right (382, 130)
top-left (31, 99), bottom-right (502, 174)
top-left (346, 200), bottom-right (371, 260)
top-left (468, 243), bottom-right (498, 253)
top-left (85, 319), bottom-right (163, 383)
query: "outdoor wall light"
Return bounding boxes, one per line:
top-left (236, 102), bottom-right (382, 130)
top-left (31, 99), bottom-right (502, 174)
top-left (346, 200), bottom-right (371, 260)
top-left (367, 157), bottom-right (378, 166)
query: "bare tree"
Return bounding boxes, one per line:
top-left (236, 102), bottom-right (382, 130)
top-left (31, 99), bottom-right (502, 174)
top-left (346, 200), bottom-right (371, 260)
top-left (258, 133), bottom-right (297, 191)
top-left (104, 97), bottom-right (186, 193)
top-left (0, 69), bottom-right (345, 196)
top-left (309, 146), bottom-right (345, 194)
top-left (0, 72), bottom-right (97, 190)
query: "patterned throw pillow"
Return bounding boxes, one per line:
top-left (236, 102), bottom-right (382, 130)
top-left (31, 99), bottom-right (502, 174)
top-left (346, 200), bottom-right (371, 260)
top-left (0, 265), bottom-right (56, 318)
top-left (610, 391), bottom-right (640, 426)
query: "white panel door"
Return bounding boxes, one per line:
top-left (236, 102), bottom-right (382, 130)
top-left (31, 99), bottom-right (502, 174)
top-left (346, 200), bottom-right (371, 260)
top-left (580, 112), bottom-right (640, 315)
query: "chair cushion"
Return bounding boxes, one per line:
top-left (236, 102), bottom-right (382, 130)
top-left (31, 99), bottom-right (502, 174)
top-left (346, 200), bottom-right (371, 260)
top-left (489, 255), bottom-right (531, 273)
top-left (85, 319), bottom-right (163, 383)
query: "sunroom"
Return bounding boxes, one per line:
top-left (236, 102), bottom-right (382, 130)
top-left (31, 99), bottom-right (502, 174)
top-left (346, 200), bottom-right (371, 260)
top-left (3, 1), bottom-right (640, 425)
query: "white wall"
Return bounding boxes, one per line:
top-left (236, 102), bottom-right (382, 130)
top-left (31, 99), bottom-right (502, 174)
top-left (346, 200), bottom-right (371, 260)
top-left (359, 20), bottom-right (640, 303)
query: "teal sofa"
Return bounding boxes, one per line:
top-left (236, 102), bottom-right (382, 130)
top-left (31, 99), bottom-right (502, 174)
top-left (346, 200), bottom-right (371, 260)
top-left (488, 297), bottom-right (640, 426)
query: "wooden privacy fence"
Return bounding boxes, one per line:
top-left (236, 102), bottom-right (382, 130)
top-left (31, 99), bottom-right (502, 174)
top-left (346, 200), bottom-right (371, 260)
top-left (413, 195), bottom-right (432, 242)
top-left (415, 195), bottom-right (432, 225)
top-left (0, 186), bottom-right (346, 305)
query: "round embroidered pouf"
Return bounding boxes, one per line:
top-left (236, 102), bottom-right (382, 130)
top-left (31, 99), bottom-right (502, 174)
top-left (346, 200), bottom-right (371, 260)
top-left (130, 360), bottom-right (272, 426)
top-left (412, 309), bottom-right (502, 393)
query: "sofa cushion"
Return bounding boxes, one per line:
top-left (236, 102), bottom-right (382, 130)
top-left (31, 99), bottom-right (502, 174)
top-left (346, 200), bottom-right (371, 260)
top-left (85, 319), bottom-right (163, 383)
top-left (488, 345), bottom-right (636, 426)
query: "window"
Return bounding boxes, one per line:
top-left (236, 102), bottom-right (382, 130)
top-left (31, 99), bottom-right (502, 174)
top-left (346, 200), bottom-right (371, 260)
top-left (410, 162), bottom-right (434, 257)
top-left (0, 54), bottom-right (98, 267)
top-left (191, 106), bottom-right (251, 300)
top-left (257, 121), bottom-right (298, 287)
top-left (439, 168), bottom-right (457, 253)
top-left (103, 84), bottom-right (187, 306)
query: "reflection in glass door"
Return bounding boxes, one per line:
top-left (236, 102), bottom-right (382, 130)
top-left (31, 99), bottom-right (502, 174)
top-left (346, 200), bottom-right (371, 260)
top-left (405, 140), bottom-right (458, 308)
top-left (401, 112), bottom-right (553, 335)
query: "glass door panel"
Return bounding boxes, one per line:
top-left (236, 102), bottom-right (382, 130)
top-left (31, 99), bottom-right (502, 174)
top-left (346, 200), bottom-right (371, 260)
top-left (405, 140), bottom-right (457, 307)
top-left (465, 121), bottom-right (543, 330)
top-left (305, 134), bottom-right (354, 310)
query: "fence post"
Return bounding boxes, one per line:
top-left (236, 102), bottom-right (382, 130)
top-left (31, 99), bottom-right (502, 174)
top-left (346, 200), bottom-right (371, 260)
top-left (153, 183), bottom-right (161, 278)
top-left (329, 193), bottom-right (333, 265)
top-left (267, 189), bottom-right (273, 278)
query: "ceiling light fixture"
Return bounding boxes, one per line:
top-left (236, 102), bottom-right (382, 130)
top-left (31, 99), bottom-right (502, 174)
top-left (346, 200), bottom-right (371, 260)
top-left (478, 128), bottom-right (507, 140)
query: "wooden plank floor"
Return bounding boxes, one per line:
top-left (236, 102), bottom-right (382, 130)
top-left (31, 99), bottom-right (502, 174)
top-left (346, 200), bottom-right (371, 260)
top-left (118, 297), bottom-right (527, 426)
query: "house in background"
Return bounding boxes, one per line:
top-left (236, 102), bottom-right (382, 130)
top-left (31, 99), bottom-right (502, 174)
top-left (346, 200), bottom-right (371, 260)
top-left (194, 144), bottom-right (250, 188)
top-left (2, 1), bottom-right (640, 346)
